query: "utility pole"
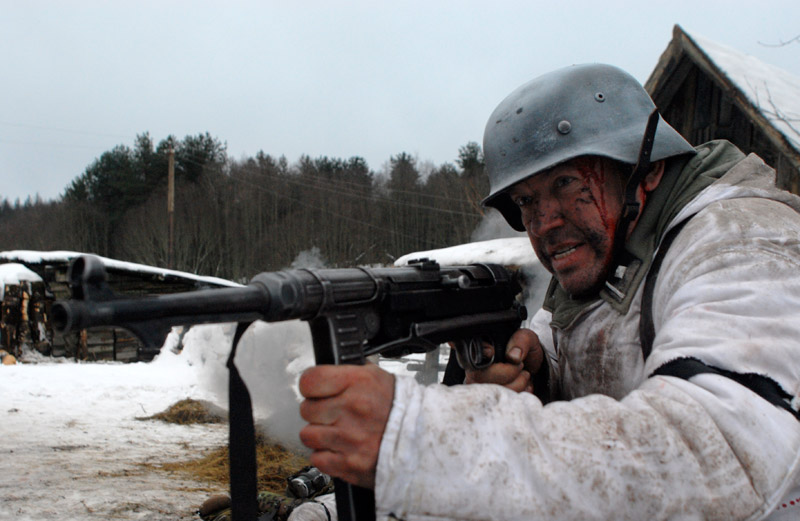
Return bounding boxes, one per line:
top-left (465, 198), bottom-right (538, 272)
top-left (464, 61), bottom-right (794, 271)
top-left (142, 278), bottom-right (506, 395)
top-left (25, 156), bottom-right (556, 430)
top-left (167, 146), bottom-right (175, 269)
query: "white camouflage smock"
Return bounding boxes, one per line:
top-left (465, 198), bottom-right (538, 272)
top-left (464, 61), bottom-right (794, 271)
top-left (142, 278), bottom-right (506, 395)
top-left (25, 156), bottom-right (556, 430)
top-left (374, 142), bottom-right (800, 520)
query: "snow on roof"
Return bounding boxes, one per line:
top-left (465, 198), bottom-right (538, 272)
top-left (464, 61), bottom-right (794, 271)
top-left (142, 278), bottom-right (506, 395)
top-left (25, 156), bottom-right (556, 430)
top-left (0, 250), bottom-right (241, 288)
top-left (688, 30), bottom-right (800, 153)
top-left (0, 262), bottom-right (43, 300)
top-left (394, 237), bottom-right (539, 267)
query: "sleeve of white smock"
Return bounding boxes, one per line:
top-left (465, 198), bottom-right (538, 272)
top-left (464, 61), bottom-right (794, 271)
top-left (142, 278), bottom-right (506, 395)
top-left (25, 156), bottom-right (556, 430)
top-left (528, 307), bottom-right (559, 400)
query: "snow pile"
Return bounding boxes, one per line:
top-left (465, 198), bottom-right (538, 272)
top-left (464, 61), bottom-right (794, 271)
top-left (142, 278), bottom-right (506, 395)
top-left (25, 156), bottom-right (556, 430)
top-left (394, 237), bottom-right (536, 267)
top-left (0, 262), bottom-right (42, 299)
top-left (394, 237), bottom-right (551, 317)
top-left (172, 319), bottom-right (431, 453)
top-left (169, 320), bottom-right (316, 453)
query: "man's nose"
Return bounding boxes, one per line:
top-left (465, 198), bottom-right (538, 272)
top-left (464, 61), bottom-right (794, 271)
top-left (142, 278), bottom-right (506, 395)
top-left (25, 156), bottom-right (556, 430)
top-left (528, 197), bottom-right (565, 237)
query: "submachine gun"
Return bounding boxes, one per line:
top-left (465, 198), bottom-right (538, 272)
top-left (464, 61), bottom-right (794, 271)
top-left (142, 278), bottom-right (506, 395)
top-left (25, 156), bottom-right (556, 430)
top-left (52, 255), bottom-right (527, 521)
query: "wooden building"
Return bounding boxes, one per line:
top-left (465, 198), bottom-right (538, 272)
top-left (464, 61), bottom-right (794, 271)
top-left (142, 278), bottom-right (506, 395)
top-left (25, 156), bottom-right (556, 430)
top-left (0, 251), bottom-right (238, 362)
top-left (645, 25), bottom-right (800, 194)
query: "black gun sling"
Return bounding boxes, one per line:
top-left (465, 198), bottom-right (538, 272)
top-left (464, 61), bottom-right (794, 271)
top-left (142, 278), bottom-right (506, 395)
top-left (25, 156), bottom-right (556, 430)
top-left (651, 357), bottom-right (800, 422)
top-left (227, 322), bottom-right (260, 521)
top-left (640, 220), bottom-right (800, 422)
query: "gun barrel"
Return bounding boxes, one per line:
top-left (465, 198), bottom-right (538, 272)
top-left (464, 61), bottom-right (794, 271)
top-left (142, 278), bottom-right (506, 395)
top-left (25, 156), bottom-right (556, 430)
top-left (52, 285), bottom-right (271, 334)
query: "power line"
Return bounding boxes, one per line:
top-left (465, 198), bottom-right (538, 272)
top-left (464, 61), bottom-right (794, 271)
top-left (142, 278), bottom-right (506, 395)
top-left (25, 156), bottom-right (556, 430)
top-left (170, 154), bottom-right (481, 250)
top-left (228, 173), bottom-right (444, 249)
top-left (178, 154), bottom-right (483, 218)
top-left (0, 138), bottom-right (118, 150)
top-left (0, 121), bottom-right (134, 140)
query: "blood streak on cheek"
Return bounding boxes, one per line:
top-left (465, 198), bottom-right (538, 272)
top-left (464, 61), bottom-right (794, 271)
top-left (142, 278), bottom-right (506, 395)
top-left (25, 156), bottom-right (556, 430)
top-left (575, 161), bottom-right (615, 232)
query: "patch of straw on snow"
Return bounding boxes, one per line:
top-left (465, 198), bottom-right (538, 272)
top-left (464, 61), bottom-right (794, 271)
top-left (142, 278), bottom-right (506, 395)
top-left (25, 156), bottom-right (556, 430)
top-left (140, 398), bottom-right (309, 494)
top-left (160, 433), bottom-right (309, 494)
top-left (136, 398), bottom-right (228, 425)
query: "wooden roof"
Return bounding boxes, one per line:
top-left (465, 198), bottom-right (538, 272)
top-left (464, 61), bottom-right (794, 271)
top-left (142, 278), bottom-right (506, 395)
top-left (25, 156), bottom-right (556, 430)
top-left (0, 250), bottom-right (237, 299)
top-left (645, 24), bottom-right (800, 192)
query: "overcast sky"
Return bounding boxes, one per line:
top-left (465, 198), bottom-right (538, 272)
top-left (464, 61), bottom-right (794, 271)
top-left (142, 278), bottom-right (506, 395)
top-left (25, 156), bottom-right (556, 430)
top-left (2, 1), bottom-right (799, 203)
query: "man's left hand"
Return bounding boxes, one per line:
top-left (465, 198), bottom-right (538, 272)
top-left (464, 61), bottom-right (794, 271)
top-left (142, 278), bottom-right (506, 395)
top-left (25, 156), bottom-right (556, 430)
top-left (464, 328), bottom-right (543, 393)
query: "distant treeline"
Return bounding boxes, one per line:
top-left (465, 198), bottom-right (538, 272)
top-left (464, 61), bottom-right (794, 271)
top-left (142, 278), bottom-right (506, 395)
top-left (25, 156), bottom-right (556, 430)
top-left (0, 132), bottom-right (490, 281)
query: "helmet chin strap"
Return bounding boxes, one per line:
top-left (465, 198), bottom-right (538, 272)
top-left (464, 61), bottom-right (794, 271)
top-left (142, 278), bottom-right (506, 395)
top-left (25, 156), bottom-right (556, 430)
top-left (605, 109), bottom-right (660, 297)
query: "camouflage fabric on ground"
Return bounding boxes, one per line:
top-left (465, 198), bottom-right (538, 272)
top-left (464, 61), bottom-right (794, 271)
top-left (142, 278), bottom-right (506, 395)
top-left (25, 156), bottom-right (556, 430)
top-left (198, 466), bottom-right (335, 521)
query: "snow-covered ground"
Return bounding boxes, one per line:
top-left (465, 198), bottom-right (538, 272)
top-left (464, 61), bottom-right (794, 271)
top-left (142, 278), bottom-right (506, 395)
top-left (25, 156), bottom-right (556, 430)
top-left (0, 256), bottom-right (232, 518)
top-left (0, 351), bottom-right (228, 521)
top-left (0, 320), bottom-right (443, 521)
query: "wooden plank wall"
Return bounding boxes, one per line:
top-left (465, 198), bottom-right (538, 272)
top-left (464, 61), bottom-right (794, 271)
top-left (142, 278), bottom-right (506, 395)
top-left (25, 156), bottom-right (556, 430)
top-left (654, 60), bottom-right (800, 195)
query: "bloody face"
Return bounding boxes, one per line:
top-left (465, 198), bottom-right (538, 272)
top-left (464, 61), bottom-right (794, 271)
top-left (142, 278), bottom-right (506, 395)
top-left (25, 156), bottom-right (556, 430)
top-left (508, 157), bottom-right (627, 297)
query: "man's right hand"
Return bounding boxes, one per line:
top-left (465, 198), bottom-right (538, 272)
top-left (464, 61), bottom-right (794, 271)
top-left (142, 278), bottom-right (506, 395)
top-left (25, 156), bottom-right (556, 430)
top-left (463, 328), bottom-right (544, 394)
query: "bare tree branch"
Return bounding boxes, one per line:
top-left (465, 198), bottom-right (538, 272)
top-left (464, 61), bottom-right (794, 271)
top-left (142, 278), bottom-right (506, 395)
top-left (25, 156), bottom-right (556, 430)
top-left (765, 88), bottom-right (800, 140)
top-left (758, 34), bottom-right (800, 47)
top-left (742, 78), bottom-right (800, 140)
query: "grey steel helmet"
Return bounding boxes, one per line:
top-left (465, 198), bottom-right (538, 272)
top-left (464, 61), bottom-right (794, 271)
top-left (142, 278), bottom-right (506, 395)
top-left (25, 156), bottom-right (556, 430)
top-left (482, 63), bottom-right (696, 231)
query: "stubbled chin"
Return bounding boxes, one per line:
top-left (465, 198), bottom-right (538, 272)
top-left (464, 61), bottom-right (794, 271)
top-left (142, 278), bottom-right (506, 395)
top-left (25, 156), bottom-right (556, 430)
top-left (555, 266), bottom-right (610, 298)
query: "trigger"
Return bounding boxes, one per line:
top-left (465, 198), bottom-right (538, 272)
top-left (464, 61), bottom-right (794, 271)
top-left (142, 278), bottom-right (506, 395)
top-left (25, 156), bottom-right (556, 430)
top-left (468, 337), bottom-right (494, 370)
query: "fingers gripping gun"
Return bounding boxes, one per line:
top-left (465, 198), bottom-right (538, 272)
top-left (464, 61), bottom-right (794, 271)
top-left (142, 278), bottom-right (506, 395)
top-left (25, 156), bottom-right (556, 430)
top-left (52, 255), bottom-right (527, 521)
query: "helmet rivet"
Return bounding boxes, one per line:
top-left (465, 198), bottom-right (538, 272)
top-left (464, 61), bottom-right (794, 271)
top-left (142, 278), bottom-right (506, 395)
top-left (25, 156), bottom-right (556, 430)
top-left (595, 92), bottom-right (605, 102)
top-left (557, 120), bottom-right (571, 134)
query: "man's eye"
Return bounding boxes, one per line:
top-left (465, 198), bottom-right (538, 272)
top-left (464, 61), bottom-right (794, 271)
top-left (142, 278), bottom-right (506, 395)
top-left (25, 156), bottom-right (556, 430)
top-left (555, 176), bottom-right (575, 189)
top-left (514, 196), bottom-right (532, 207)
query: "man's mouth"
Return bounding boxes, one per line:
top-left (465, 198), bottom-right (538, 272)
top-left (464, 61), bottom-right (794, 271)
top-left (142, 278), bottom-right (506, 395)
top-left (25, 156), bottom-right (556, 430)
top-left (552, 245), bottom-right (579, 260)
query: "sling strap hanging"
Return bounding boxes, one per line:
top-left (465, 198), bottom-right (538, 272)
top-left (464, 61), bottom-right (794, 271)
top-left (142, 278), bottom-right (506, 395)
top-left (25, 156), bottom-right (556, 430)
top-left (639, 219), bottom-right (690, 360)
top-left (640, 220), bottom-right (800, 422)
top-left (226, 321), bottom-right (260, 521)
top-left (652, 357), bottom-right (800, 422)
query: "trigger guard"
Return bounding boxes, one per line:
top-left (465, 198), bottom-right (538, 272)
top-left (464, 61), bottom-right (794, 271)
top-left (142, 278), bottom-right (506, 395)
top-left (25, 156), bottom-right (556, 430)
top-left (458, 337), bottom-right (494, 371)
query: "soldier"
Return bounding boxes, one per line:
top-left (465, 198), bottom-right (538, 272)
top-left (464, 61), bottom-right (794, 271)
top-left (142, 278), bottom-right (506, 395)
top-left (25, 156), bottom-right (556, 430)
top-left (297, 64), bottom-right (800, 520)
top-left (1, 285), bottom-right (22, 357)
